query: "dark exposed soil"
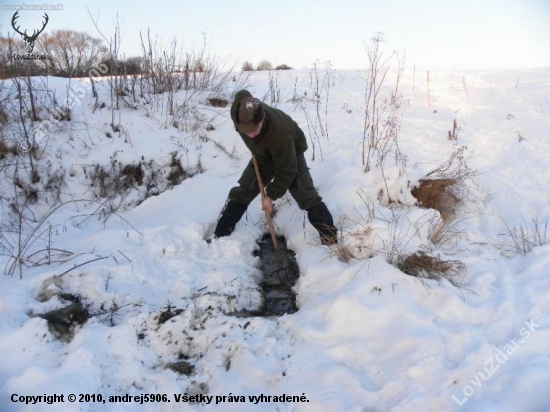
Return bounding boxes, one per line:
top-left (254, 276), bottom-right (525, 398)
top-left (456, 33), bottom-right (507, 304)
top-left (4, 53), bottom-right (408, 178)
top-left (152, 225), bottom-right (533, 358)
top-left (253, 234), bottom-right (300, 317)
top-left (38, 294), bottom-right (90, 342)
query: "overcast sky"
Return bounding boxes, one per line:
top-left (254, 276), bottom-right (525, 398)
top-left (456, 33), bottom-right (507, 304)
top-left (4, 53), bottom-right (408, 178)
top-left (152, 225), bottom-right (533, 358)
top-left (2, 0), bottom-right (549, 70)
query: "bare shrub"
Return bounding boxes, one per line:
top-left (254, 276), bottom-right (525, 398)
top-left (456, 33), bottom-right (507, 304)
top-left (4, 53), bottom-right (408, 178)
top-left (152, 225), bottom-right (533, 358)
top-left (134, 31), bottom-right (249, 131)
top-left (241, 61), bottom-right (254, 72)
top-left (1, 197), bottom-right (142, 278)
top-left (275, 64), bottom-right (293, 70)
top-left (265, 70), bottom-right (282, 107)
top-left (362, 33), bottom-right (407, 173)
top-left (256, 60), bottom-right (273, 71)
top-left (37, 30), bottom-right (108, 77)
top-left (90, 160), bottom-right (144, 200)
top-left (290, 60), bottom-right (334, 161)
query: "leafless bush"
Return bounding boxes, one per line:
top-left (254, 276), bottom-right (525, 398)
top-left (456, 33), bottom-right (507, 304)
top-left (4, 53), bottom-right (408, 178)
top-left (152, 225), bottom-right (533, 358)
top-left (87, 150), bottom-right (203, 203)
top-left (37, 30), bottom-right (107, 77)
top-left (290, 60), bottom-right (334, 161)
top-left (265, 70), bottom-right (282, 107)
top-left (89, 159), bottom-right (145, 200)
top-left (134, 30), bottom-right (249, 131)
top-left (241, 61), bottom-right (254, 72)
top-left (362, 33), bottom-right (407, 173)
top-left (256, 60), bottom-right (273, 71)
top-left (275, 64), bottom-right (293, 70)
top-left (1, 198), bottom-right (73, 278)
top-left (1, 197), bottom-right (142, 278)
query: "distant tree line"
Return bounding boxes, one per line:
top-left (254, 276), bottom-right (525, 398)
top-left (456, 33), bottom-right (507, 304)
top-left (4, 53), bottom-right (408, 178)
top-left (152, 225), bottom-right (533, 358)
top-left (0, 29), bottom-right (294, 79)
top-left (1, 30), bottom-right (148, 79)
top-left (241, 60), bottom-right (293, 72)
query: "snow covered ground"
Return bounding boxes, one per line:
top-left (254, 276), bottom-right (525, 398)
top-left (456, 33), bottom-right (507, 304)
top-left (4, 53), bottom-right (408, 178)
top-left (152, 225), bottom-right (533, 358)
top-left (1, 66), bottom-right (550, 411)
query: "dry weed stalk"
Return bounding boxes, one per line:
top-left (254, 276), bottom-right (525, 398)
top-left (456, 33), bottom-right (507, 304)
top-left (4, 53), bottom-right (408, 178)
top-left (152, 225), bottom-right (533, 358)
top-left (448, 119), bottom-right (458, 140)
top-left (316, 218), bottom-right (357, 263)
top-left (498, 215), bottom-right (549, 256)
top-left (362, 33), bottom-right (407, 173)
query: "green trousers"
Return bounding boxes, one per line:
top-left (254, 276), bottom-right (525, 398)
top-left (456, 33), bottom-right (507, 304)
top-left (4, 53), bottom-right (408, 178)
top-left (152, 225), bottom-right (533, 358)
top-left (228, 153), bottom-right (322, 211)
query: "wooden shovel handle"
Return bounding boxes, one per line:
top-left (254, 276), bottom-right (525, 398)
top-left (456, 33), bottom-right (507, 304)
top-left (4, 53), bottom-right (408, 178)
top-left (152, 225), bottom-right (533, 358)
top-left (252, 155), bottom-right (278, 251)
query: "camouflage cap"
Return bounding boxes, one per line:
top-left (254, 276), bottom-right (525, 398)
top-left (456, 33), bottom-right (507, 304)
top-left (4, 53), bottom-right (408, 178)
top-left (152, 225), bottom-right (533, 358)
top-left (236, 96), bottom-right (265, 134)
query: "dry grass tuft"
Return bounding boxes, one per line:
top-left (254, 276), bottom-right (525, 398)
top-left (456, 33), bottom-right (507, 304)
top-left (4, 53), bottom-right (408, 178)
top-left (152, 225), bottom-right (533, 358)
top-left (332, 241), bottom-right (356, 263)
top-left (397, 251), bottom-right (467, 289)
top-left (207, 97), bottom-right (229, 108)
top-left (412, 146), bottom-right (474, 222)
top-left (411, 178), bottom-right (460, 222)
top-left (317, 218), bottom-right (359, 263)
top-left (498, 215), bottom-right (549, 256)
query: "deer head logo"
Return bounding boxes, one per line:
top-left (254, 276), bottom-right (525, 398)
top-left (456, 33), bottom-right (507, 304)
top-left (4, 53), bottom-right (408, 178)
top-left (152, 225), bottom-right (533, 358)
top-left (11, 11), bottom-right (49, 54)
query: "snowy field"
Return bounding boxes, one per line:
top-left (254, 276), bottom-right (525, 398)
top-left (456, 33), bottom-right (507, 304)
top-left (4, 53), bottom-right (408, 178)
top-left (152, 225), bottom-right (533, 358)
top-left (1, 66), bottom-right (550, 411)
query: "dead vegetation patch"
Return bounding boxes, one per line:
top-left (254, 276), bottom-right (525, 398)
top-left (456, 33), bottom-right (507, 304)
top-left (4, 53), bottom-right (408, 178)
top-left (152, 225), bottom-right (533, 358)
top-left (397, 251), bottom-right (467, 289)
top-left (411, 178), bottom-right (460, 222)
top-left (121, 163), bottom-right (145, 186)
top-left (0, 139), bottom-right (19, 159)
top-left (412, 147), bottom-right (474, 222)
top-left (167, 152), bottom-right (188, 187)
top-left (90, 161), bottom-right (145, 199)
top-left (37, 293), bottom-right (90, 342)
top-left (326, 223), bottom-right (357, 263)
top-left (157, 305), bottom-right (184, 325)
top-left (207, 97), bottom-right (229, 108)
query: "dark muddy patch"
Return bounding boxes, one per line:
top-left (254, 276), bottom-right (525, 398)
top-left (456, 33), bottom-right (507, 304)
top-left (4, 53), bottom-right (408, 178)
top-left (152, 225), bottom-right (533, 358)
top-left (38, 294), bottom-right (90, 342)
top-left (157, 305), bottom-right (184, 325)
top-left (237, 234), bottom-right (300, 317)
top-left (165, 360), bottom-right (195, 376)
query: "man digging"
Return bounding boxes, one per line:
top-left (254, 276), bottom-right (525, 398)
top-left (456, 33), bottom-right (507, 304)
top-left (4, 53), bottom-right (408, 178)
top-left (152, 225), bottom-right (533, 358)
top-left (214, 90), bottom-right (338, 246)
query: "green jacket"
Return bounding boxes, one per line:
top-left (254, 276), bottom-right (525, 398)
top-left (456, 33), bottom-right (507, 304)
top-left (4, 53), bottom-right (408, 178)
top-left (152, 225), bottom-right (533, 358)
top-left (230, 90), bottom-right (308, 200)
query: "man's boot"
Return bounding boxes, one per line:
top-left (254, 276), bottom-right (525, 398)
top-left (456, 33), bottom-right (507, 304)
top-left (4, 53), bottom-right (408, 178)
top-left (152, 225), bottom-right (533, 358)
top-left (214, 200), bottom-right (248, 238)
top-left (307, 202), bottom-right (338, 245)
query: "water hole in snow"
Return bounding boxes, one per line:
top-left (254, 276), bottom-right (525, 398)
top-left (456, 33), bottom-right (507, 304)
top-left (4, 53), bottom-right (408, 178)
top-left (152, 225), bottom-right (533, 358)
top-left (252, 234), bottom-right (300, 317)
